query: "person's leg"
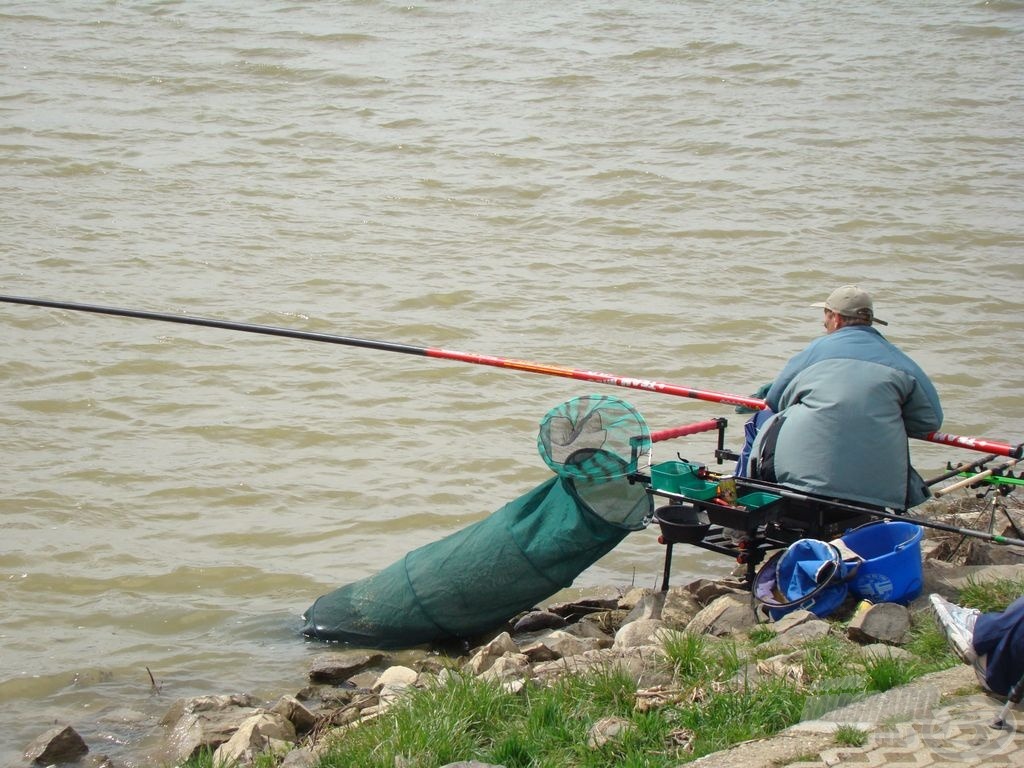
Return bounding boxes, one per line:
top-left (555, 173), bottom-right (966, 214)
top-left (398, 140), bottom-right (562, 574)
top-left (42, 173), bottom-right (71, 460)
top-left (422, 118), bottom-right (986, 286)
top-left (973, 596), bottom-right (1024, 696)
top-left (972, 596), bottom-right (1024, 656)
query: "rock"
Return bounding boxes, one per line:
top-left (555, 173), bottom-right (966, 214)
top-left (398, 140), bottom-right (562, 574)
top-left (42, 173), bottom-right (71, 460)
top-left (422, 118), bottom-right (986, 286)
top-left (271, 695), bottom-right (317, 735)
top-left (375, 666), bottom-right (419, 710)
top-left (280, 746), bottom-right (319, 768)
top-left (512, 610), bottom-right (567, 633)
top-left (770, 609), bottom-right (817, 633)
top-left (373, 665), bottom-right (419, 692)
top-left (212, 712), bottom-right (296, 767)
top-left (545, 597), bottom-right (619, 621)
top-left (860, 643), bottom-right (915, 662)
top-left (465, 632), bottom-right (519, 675)
top-left (622, 590), bottom-right (665, 623)
top-left (586, 715), bottom-right (634, 748)
top-left (520, 640), bottom-right (559, 663)
top-left (479, 653), bottom-right (532, 683)
top-left (613, 618), bottom-right (666, 649)
top-left (661, 587), bottom-right (702, 629)
top-left (162, 694), bottom-right (263, 762)
top-left (308, 651), bottom-right (386, 683)
top-left (617, 586), bottom-right (655, 610)
top-left (686, 594), bottom-right (757, 636)
top-left (536, 629), bottom-right (603, 658)
top-left (686, 578), bottom-right (746, 605)
top-left (964, 538), bottom-right (1024, 565)
top-left (23, 724), bottom-right (89, 765)
top-left (762, 619), bottom-right (831, 651)
top-left (846, 602), bottom-right (911, 645)
top-left (923, 563), bottom-right (1024, 596)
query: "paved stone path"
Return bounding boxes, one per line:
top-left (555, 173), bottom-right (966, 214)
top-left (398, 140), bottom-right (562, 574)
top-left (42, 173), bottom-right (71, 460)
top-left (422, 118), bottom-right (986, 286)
top-left (688, 665), bottom-right (1023, 768)
top-left (788, 692), bottom-right (1022, 767)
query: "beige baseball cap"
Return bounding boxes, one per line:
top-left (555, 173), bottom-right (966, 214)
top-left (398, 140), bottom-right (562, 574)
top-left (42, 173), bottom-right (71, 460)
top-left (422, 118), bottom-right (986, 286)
top-left (811, 285), bottom-right (888, 326)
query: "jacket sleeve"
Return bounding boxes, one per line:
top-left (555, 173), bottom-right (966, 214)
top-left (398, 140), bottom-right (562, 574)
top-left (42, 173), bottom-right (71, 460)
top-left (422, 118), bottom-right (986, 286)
top-left (764, 341), bottom-right (822, 411)
top-left (901, 374), bottom-right (943, 438)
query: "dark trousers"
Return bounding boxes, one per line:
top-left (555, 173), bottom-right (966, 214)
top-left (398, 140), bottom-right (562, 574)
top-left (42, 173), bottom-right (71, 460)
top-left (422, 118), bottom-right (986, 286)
top-left (974, 595), bottom-right (1024, 696)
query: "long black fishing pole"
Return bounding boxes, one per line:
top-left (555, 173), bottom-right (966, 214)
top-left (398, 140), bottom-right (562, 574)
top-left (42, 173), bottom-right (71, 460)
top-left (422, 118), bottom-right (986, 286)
top-left (737, 477), bottom-right (1024, 547)
top-left (2, 294), bottom-right (1021, 459)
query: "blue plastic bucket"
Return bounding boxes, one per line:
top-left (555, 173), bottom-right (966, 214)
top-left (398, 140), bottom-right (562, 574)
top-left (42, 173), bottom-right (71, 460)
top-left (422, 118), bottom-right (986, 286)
top-left (839, 520), bottom-right (924, 604)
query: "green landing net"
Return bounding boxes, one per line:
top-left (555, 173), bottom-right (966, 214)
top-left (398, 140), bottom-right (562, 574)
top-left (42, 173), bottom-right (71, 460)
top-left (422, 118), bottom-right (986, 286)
top-left (301, 395), bottom-right (652, 648)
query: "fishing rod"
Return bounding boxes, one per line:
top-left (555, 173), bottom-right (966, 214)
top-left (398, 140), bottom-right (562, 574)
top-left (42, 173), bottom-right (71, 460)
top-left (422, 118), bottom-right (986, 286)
top-left (736, 477), bottom-right (1024, 547)
top-left (925, 454), bottom-right (999, 486)
top-left (1, 294), bottom-right (1021, 459)
top-left (932, 458), bottom-right (1021, 497)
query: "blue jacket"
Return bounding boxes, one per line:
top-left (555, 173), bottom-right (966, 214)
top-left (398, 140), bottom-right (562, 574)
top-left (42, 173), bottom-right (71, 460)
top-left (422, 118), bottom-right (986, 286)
top-left (750, 325), bottom-right (943, 509)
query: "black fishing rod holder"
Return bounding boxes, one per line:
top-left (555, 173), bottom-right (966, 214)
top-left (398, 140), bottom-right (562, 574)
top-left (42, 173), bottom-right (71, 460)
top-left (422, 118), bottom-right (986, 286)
top-left (645, 473), bottom-right (879, 590)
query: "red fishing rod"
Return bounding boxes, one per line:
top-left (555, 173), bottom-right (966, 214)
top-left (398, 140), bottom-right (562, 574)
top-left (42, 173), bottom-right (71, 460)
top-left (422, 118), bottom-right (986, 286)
top-left (1, 294), bottom-right (1019, 458)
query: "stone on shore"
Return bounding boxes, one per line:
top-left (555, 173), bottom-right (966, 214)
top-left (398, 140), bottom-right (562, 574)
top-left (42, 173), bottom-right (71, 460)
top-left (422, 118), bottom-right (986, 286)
top-left (22, 724), bottom-right (89, 765)
top-left (162, 694), bottom-right (263, 763)
top-left (686, 593), bottom-right (757, 636)
top-left (22, 523), bottom-right (1021, 768)
top-left (846, 601), bottom-right (911, 645)
top-left (308, 650), bottom-right (387, 683)
top-left (212, 712), bottom-right (296, 767)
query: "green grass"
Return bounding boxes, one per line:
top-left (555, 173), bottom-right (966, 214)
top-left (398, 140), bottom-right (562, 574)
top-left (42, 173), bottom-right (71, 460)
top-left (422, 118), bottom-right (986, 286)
top-left (316, 668), bottom-right (681, 768)
top-left (181, 577), bottom-right (1024, 768)
top-left (747, 625), bottom-right (778, 645)
top-left (904, 608), bottom-right (960, 674)
top-left (801, 635), bottom-right (862, 681)
top-left (834, 724), bottom-right (868, 747)
top-left (311, 646), bottom-right (812, 768)
top-left (661, 631), bottom-right (710, 682)
top-left (861, 655), bottom-right (920, 692)
top-left (311, 624), bottom-right (922, 768)
top-left (957, 575), bottom-right (1024, 614)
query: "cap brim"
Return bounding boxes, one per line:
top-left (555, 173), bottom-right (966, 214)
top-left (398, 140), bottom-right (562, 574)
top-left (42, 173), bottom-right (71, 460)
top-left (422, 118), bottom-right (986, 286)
top-left (810, 302), bottom-right (889, 326)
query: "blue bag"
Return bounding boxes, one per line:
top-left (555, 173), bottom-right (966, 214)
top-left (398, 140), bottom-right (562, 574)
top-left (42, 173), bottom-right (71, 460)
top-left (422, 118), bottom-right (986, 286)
top-left (753, 539), bottom-right (860, 621)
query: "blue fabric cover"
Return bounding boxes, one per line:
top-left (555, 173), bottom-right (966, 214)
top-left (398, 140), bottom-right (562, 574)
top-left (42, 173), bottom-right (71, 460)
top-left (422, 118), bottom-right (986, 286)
top-left (754, 539), bottom-right (855, 620)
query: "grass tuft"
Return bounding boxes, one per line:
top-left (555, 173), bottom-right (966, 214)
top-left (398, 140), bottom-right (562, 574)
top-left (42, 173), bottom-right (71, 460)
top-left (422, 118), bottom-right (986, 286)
top-left (662, 631), bottom-right (709, 682)
top-left (834, 724), bottom-right (868, 747)
top-left (957, 575), bottom-right (1024, 614)
top-left (861, 655), bottom-right (920, 692)
top-left (748, 625), bottom-right (778, 645)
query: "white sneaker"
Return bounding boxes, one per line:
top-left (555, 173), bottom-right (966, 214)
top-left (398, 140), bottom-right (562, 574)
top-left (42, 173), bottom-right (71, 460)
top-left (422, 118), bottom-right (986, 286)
top-left (929, 593), bottom-right (980, 663)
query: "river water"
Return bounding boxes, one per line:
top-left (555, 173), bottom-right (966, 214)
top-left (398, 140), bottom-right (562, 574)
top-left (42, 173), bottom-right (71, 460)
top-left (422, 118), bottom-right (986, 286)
top-left (1, 1), bottom-right (1022, 763)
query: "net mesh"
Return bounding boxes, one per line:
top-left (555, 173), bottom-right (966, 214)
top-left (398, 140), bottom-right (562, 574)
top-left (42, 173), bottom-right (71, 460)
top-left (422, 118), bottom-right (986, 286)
top-left (537, 394), bottom-right (650, 482)
top-left (301, 395), bottom-right (653, 648)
